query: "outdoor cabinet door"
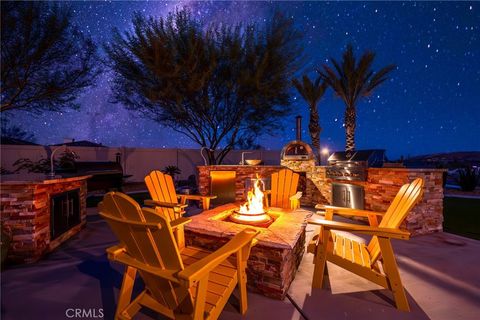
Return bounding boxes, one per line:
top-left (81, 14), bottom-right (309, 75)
top-left (210, 171), bottom-right (236, 205)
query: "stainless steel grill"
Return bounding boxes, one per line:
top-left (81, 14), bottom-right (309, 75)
top-left (326, 150), bottom-right (385, 181)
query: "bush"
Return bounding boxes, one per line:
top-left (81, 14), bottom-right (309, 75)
top-left (162, 165), bottom-right (181, 180)
top-left (456, 166), bottom-right (480, 191)
top-left (12, 151), bottom-right (79, 174)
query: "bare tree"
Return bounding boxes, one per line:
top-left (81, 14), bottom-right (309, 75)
top-left (1, 2), bottom-right (101, 113)
top-left (105, 9), bottom-right (303, 164)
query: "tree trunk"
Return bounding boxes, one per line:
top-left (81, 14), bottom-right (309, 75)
top-left (344, 106), bottom-right (356, 152)
top-left (309, 103), bottom-right (322, 164)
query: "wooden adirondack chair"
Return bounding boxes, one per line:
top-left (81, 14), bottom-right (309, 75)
top-left (265, 168), bottom-right (302, 210)
top-left (145, 170), bottom-right (217, 213)
top-left (307, 178), bottom-right (424, 311)
top-left (99, 192), bottom-right (259, 320)
top-left (144, 171), bottom-right (217, 249)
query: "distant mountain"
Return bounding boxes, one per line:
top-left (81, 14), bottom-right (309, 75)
top-left (404, 151), bottom-right (480, 168)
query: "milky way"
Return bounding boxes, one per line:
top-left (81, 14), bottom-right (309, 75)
top-left (8, 1), bottom-right (480, 159)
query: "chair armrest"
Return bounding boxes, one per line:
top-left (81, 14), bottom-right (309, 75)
top-left (144, 199), bottom-right (188, 212)
top-left (307, 218), bottom-right (410, 240)
top-left (178, 228), bottom-right (259, 285)
top-left (289, 192), bottom-right (303, 200)
top-left (170, 217), bottom-right (192, 229)
top-left (315, 204), bottom-right (385, 218)
top-left (177, 194), bottom-right (217, 200)
top-left (106, 245), bottom-right (180, 283)
top-left (100, 212), bottom-right (162, 228)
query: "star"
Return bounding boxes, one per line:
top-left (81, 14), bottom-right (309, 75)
top-left (7, 1), bottom-right (480, 159)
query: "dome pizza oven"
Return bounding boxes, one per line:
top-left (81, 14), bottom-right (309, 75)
top-left (280, 116), bottom-right (315, 161)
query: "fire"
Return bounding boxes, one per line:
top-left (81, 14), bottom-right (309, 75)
top-left (239, 175), bottom-right (265, 215)
top-left (230, 174), bottom-right (273, 226)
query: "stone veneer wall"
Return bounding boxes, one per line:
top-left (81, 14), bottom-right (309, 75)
top-left (185, 229), bottom-right (306, 300)
top-left (198, 165), bottom-right (285, 202)
top-left (1, 180), bottom-right (88, 263)
top-left (197, 163), bottom-right (445, 236)
top-left (280, 159), bottom-right (316, 173)
top-left (305, 167), bottom-right (446, 236)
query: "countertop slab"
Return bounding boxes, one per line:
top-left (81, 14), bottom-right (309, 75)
top-left (0, 173), bottom-right (92, 185)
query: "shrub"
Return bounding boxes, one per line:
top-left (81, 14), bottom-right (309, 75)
top-left (162, 165), bottom-right (181, 180)
top-left (457, 166), bottom-right (480, 191)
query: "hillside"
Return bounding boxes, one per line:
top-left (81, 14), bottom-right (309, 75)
top-left (404, 151), bottom-right (480, 168)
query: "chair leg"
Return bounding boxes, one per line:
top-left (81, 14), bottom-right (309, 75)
top-left (237, 247), bottom-right (249, 315)
top-left (312, 229), bottom-right (329, 289)
top-left (116, 266), bottom-right (138, 319)
top-left (378, 238), bottom-right (410, 311)
top-left (202, 198), bottom-right (211, 210)
top-left (174, 226), bottom-right (185, 250)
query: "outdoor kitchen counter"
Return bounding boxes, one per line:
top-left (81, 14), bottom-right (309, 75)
top-left (197, 165), bottom-right (288, 203)
top-left (305, 166), bottom-right (447, 236)
top-left (1, 174), bottom-right (90, 263)
top-left (1, 173), bottom-right (92, 184)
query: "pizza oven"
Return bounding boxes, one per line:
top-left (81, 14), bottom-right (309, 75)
top-left (280, 116), bottom-right (315, 161)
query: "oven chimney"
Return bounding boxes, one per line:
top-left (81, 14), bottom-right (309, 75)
top-left (296, 115), bottom-right (302, 141)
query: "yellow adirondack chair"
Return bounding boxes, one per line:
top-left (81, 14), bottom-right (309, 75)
top-left (265, 168), bottom-right (302, 210)
top-left (145, 170), bottom-right (217, 214)
top-left (307, 178), bottom-right (424, 311)
top-left (99, 192), bottom-right (259, 320)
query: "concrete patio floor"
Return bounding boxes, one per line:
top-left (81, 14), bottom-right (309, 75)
top-left (1, 207), bottom-right (479, 320)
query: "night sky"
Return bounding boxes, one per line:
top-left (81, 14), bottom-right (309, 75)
top-left (10, 1), bottom-right (480, 159)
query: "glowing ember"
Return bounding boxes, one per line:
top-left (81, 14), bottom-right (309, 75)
top-left (230, 175), bottom-right (273, 226)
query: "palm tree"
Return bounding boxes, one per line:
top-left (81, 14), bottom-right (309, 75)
top-left (319, 44), bottom-right (395, 152)
top-left (292, 75), bottom-right (328, 163)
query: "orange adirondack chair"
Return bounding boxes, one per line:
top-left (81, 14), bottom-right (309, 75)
top-left (99, 192), bottom-right (259, 320)
top-left (265, 168), bottom-right (302, 210)
top-left (145, 170), bottom-right (217, 214)
top-left (307, 178), bottom-right (424, 311)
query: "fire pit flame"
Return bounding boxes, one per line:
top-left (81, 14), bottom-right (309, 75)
top-left (230, 175), bottom-right (273, 227)
top-left (239, 176), bottom-right (265, 215)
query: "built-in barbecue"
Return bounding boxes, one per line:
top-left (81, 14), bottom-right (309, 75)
top-left (326, 149), bottom-right (385, 181)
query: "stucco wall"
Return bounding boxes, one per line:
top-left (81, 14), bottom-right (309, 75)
top-left (0, 145), bottom-right (281, 181)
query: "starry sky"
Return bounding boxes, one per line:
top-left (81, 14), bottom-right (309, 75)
top-left (9, 1), bottom-right (480, 159)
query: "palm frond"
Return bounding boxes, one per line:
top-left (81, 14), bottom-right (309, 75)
top-left (365, 64), bottom-right (396, 95)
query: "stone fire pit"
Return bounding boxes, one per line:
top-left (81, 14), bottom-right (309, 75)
top-left (184, 203), bottom-right (310, 300)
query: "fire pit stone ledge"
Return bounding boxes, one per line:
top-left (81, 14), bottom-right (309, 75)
top-left (184, 203), bottom-right (310, 299)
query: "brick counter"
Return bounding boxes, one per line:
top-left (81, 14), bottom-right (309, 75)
top-left (197, 165), bottom-right (446, 236)
top-left (1, 175), bottom-right (90, 263)
top-left (198, 165), bottom-right (285, 202)
top-left (305, 167), bottom-right (446, 236)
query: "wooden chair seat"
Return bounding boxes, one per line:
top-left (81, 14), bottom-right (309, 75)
top-left (308, 232), bottom-right (371, 268)
top-left (331, 232), bottom-right (371, 268)
top-left (181, 246), bottom-right (238, 318)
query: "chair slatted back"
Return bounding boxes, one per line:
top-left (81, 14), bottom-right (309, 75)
top-left (99, 192), bottom-right (192, 312)
top-left (367, 178), bottom-right (424, 263)
top-left (145, 170), bottom-right (179, 221)
top-left (270, 169), bottom-right (299, 209)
